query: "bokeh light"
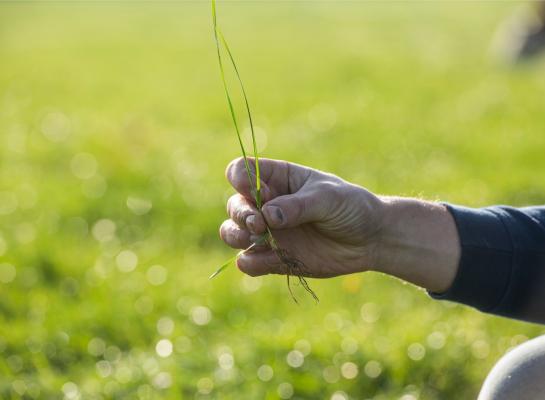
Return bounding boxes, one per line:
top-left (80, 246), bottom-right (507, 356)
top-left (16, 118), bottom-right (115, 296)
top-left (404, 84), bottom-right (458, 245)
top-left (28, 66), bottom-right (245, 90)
top-left (286, 350), bottom-right (304, 368)
top-left (257, 365), bottom-right (274, 382)
top-left (1, 3), bottom-right (543, 399)
top-left (277, 382), bottom-right (294, 399)
top-left (155, 339), bottom-right (173, 358)
top-left (191, 306), bottom-right (212, 326)
top-left (116, 250), bottom-right (138, 272)
top-left (340, 362), bottom-right (359, 379)
top-left (407, 343), bottom-right (426, 361)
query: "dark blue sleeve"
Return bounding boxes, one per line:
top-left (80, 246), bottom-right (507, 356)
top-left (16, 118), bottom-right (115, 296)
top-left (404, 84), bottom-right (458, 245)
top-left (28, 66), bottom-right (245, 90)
top-left (430, 204), bottom-right (545, 324)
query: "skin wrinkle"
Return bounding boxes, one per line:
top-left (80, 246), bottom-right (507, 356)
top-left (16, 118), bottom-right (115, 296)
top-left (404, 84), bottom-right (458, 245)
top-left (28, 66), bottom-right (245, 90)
top-left (225, 159), bottom-right (386, 278)
top-left (234, 159), bottom-right (317, 294)
top-left (222, 158), bottom-right (459, 293)
top-left (286, 160), bottom-right (293, 195)
top-left (225, 159), bottom-right (545, 325)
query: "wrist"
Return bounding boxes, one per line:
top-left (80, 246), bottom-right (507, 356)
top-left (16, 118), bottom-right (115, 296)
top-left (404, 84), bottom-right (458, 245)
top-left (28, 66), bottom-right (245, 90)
top-left (372, 196), bottom-right (460, 293)
top-left (371, 196), bottom-right (402, 272)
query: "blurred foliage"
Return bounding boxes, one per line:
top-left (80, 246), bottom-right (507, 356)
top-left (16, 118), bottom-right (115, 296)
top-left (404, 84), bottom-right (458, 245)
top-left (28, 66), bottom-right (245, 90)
top-left (1, 1), bottom-right (545, 399)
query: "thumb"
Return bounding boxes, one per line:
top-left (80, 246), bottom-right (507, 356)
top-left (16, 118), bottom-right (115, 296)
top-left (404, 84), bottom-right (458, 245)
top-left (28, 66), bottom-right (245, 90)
top-left (262, 191), bottom-right (326, 229)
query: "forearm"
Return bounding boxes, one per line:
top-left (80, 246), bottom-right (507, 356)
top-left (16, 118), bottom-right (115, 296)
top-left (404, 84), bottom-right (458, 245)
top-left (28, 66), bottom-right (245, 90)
top-left (223, 157), bottom-right (545, 322)
top-left (373, 197), bottom-right (461, 293)
top-left (371, 196), bottom-right (545, 323)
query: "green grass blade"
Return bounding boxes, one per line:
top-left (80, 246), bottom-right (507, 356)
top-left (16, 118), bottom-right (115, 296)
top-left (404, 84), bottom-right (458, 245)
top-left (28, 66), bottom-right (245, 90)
top-left (217, 30), bottom-right (261, 207)
top-left (209, 253), bottom-right (237, 280)
top-left (212, 0), bottom-right (260, 207)
top-left (211, 0), bottom-right (255, 201)
top-left (211, 0), bottom-right (265, 282)
top-left (209, 243), bottom-right (256, 280)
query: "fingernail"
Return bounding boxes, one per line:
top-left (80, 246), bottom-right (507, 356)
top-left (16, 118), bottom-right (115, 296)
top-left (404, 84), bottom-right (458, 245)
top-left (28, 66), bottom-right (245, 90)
top-left (250, 234), bottom-right (267, 247)
top-left (249, 235), bottom-right (260, 247)
top-left (246, 215), bottom-right (256, 233)
top-left (265, 205), bottom-right (284, 226)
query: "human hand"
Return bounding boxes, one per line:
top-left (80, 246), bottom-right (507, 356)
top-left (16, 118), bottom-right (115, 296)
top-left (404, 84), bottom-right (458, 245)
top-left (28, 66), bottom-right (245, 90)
top-left (219, 157), bottom-right (385, 278)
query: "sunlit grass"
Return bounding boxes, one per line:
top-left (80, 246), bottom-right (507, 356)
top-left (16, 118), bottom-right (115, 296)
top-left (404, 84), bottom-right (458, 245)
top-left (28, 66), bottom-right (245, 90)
top-left (1, 2), bottom-right (545, 399)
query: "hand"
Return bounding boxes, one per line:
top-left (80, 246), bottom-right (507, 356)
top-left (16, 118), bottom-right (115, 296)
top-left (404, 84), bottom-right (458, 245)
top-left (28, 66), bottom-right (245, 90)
top-left (219, 157), bottom-right (385, 278)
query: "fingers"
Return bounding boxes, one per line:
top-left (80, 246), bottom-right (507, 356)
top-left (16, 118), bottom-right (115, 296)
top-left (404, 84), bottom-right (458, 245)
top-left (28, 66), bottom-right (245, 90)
top-left (237, 249), bottom-right (287, 277)
top-left (225, 157), bottom-right (312, 199)
top-left (225, 157), bottom-right (272, 201)
top-left (261, 185), bottom-right (333, 229)
top-left (226, 158), bottom-right (338, 231)
top-left (226, 194), bottom-right (267, 235)
top-left (219, 219), bottom-right (252, 249)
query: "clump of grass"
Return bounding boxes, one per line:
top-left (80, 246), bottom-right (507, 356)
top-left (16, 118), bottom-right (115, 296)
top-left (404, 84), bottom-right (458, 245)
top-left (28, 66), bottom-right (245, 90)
top-left (209, 0), bottom-right (318, 303)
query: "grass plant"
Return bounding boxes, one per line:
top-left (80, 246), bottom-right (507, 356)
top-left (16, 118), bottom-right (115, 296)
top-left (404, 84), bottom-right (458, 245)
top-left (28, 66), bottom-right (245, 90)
top-left (209, 0), bottom-right (318, 303)
top-left (2, 3), bottom-right (544, 397)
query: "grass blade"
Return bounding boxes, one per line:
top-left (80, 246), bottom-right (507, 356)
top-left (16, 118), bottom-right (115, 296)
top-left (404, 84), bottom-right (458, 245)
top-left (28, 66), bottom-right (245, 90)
top-left (209, 254), bottom-right (237, 280)
top-left (209, 243), bottom-right (256, 280)
top-left (217, 30), bottom-right (261, 207)
top-left (211, 0), bottom-right (257, 203)
top-left (210, 1), bottom-right (318, 303)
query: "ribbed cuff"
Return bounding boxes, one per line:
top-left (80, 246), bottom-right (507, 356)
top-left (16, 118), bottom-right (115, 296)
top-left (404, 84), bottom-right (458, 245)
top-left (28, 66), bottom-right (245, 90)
top-left (429, 204), bottom-right (514, 312)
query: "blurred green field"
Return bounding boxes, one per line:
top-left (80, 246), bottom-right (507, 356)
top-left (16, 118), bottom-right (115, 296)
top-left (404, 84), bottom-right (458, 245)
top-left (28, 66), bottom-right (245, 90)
top-left (1, 1), bottom-right (545, 399)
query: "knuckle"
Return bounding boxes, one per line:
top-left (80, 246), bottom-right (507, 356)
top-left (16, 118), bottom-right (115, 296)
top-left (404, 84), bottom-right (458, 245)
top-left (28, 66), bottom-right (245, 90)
top-left (235, 227), bottom-right (251, 247)
top-left (234, 228), bottom-right (245, 243)
top-left (226, 194), bottom-right (237, 214)
top-left (313, 179), bottom-right (347, 207)
top-left (228, 226), bottom-right (241, 243)
top-left (225, 157), bottom-right (244, 181)
top-left (232, 202), bottom-right (243, 220)
top-left (317, 180), bottom-right (343, 195)
top-left (233, 157), bottom-right (246, 173)
top-left (235, 207), bottom-right (251, 226)
top-left (219, 221), bottom-right (230, 240)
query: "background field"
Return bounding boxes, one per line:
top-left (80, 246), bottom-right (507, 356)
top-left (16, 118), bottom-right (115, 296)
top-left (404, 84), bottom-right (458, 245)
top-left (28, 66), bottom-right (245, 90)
top-left (1, 1), bottom-right (545, 399)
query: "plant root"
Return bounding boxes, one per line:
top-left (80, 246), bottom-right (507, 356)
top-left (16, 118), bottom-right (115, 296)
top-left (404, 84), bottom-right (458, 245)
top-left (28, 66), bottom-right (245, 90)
top-left (277, 248), bottom-right (319, 304)
top-left (265, 232), bottom-right (319, 304)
